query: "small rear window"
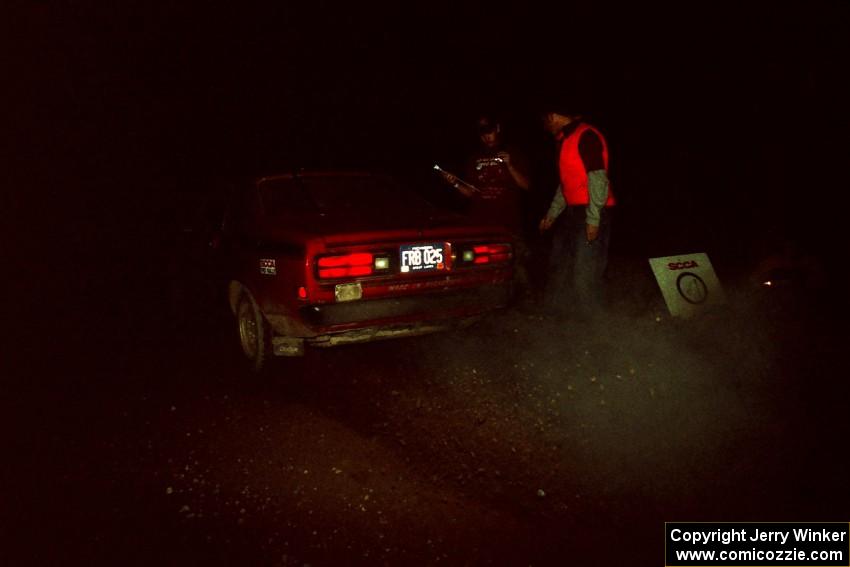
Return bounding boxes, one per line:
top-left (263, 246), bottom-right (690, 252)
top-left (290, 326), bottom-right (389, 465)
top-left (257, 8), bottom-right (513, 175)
top-left (259, 174), bottom-right (436, 217)
top-left (258, 177), bottom-right (316, 216)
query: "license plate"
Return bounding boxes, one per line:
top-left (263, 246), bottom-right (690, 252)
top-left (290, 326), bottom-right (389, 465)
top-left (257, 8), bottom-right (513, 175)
top-left (399, 243), bottom-right (445, 273)
top-left (334, 282), bottom-right (362, 302)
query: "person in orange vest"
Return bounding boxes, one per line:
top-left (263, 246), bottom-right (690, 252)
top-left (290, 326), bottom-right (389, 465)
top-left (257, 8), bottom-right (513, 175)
top-left (538, 104), bottom-right (615, 319)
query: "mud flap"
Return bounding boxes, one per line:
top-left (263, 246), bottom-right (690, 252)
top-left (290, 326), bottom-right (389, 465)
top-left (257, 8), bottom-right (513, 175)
top-left (272, 336), bottom-right (305, 357)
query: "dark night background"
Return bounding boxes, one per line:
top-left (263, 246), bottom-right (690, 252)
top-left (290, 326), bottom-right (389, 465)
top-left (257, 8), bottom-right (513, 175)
top-left (4, 2), bottom-right (850, 565)
top-left (10, 2), bottom-right (850, 259)
top-left (9, 1), bottom-right (850, 346)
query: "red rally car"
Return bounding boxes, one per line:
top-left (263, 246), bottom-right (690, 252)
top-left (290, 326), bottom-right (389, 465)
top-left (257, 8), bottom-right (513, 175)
top-left (219, 171), bottom-right (514, 370)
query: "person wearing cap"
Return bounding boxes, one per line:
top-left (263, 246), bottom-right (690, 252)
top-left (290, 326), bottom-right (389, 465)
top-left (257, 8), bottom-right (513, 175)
top-left (439, 115), bottom-right (530, 232)
top-left (437, 114), bottom-right (533, 298)
top-left (538, 106), bottom-right (616, 319)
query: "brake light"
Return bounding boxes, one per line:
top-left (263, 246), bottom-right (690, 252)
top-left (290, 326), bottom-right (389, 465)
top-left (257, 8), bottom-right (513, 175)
top-left (471, 244), bottom-right (512, 265)
top-left (317, 253), bottom-right (374, 279)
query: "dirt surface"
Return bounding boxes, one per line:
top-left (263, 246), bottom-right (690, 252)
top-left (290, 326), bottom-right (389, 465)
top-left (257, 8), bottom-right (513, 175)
top-left (4, 255), bottom-right (848, 566)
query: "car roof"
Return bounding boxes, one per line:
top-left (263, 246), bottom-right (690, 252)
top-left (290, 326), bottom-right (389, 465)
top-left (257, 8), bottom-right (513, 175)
top-left (256, 171), bottom-right (377, 185)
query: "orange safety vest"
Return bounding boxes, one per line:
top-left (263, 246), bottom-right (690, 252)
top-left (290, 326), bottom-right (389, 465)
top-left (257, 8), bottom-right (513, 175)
top-left (558, 123), bottom-right (616, 207)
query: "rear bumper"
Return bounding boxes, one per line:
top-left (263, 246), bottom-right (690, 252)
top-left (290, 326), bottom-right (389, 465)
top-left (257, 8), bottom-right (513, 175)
top-left (264, 282), bottom-right (511, 353)
top-left (298, 283), bottom-right (511, 328)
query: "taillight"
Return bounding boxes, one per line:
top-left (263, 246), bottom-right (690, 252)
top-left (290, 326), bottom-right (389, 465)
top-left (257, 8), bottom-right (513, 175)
top-left (468, 243), bottom-right (512, 265)
top-left (317, 253), bottom-right (374, 279)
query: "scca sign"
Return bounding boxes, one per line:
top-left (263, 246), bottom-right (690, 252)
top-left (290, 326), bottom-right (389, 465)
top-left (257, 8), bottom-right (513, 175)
top-left (649, 253), bottom-right (726, 318)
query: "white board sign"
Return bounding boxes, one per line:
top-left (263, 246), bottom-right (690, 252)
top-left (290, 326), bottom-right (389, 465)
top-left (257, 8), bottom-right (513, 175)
top-left (648, 252), bottom-right (726, 318)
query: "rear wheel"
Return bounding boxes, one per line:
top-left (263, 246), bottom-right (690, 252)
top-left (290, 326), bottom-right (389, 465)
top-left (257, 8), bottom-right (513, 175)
top-left (236, 292), bottom-right (270, 372)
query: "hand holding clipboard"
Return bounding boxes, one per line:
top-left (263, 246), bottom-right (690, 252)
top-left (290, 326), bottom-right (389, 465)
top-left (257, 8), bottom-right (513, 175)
top-left (433, 164), bottom-right (480, 195)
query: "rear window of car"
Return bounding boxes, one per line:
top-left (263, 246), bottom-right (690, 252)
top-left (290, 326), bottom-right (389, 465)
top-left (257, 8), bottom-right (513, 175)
top-left (259, 174), bottom-right (436, 217)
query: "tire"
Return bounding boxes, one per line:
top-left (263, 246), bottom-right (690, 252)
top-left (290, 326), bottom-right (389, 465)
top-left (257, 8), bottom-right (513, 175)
top-left (236, 291), bottom-right (270, 372)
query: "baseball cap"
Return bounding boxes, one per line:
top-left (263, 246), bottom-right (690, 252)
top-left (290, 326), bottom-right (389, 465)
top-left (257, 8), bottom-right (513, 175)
top-left (476, 115), bottom-right (500, 134)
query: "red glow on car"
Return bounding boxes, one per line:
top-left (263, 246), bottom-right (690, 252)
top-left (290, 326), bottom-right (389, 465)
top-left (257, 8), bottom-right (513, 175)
top-left (318, 253), bottom-right (373, 268)
top-left (473, 244), bottom-right (512, 265)
top-left (317, 253), bottom-right (374, 279)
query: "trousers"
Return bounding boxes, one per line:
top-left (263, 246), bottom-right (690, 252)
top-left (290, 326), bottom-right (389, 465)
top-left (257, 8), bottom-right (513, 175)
top-left (544, 206), bottom-right (612, 318)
